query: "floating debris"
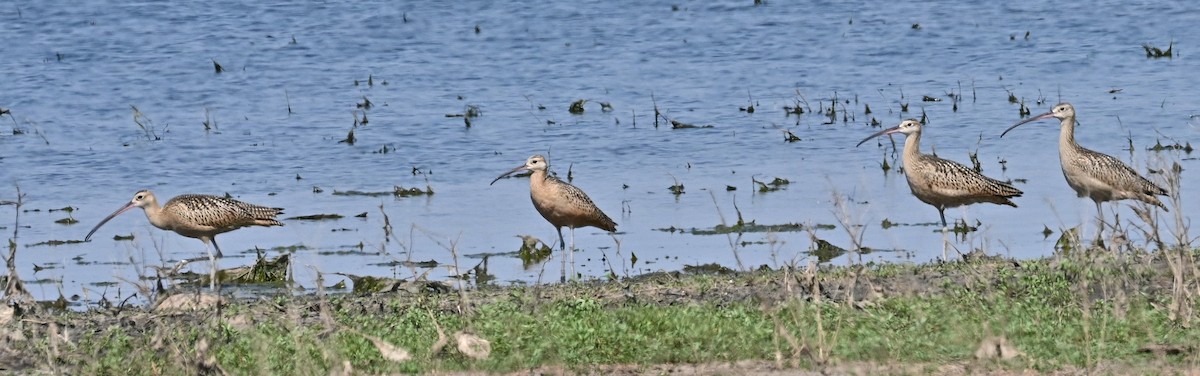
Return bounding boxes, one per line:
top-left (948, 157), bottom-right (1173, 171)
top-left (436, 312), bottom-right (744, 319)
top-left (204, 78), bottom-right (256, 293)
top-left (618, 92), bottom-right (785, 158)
top-left (465, 104), bottom-right (482, 118)
top-left (1142, 41), bottom-right (1173, 58)
top-left (445, 104), bottom-right (483, 119)
top-left (204, 253), bottom-right (291, 285)
top-left (657, 221), bottom-right (834, 235)
top-left (338, 128), bottom-right (356, 145)
top-left (808, 238), bottom-right (848, 263)
top-left (950, 219), bottom-right (979, 235)
top-left (269, 244), bottom-right (309, 252)
top-left (667, 182), bottom-right (684, 195)
top-left (782, 129), bottom-right (801, 142)
top-left (356, 96), bottom-right (373, 110)
top-left (881, 218), bottom-right (897, 229)
top-left (27, 239), bottom-right (86, 247)
top-left (1148, 140), bottom-right (1193, 153)
top-left (331, 185), bottom-right (433, 197)
top-left (516, 235), bottom-right (553, 269)
top-left (287, 213), bottom-right (343, 221)
top-left (753, 177), bottom-right (789, 193)
top-left (669, 119), bottom-right (712, 129)
top-left (569, 99), bottom-right (587, 114)
top-left (394, 185), bottom-right (435, 197)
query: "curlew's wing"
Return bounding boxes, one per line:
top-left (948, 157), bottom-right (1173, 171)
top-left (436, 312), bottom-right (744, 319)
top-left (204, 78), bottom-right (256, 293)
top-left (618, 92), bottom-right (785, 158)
top-left (1073, 147), bottom-right (1168, 197)
top-left (546, 176), bottom-right (618, 232)
top-left (165, 194), bottom-right (285, 230)
top-left (921, 155), bottom-right (1024, 199)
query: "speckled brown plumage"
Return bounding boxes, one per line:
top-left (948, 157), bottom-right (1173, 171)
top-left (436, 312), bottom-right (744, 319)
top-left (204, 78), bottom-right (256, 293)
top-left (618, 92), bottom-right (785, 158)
top-left (859, 119), bottom-right (1022, 227)
top-left (530, 167), bottom-right (618, 235)
top-left (85, 190), bottom-right (284, 258)
top-left (1002, 102), bottom-right (1168, 213)
top-left (163, 194), bottom-right (285, 233)
top-left (1063, 147), bottom-right (1167, 209)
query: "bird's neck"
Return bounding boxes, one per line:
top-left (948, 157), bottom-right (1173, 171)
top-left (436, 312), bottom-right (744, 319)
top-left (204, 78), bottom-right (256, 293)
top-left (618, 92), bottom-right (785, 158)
top-left (1058, 116), bottom-right (1080, 152)
top-left (902, 131), bottom-right (922, 163)
top-left (528, 169), bottom-right (549, 189)
top-left (143, 203), bottom-right (170, 230)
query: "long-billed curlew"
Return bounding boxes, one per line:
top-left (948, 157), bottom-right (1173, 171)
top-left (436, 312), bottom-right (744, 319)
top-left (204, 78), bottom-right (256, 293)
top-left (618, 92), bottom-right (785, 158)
top-left (85, 190), bottom-right (284, 287)
top-left (491, 155), bottom-right (617, 279)
top-left (858, 119), bottom-right (1023, 259)
top-left (1001, 102), bottom-right (1168, 219)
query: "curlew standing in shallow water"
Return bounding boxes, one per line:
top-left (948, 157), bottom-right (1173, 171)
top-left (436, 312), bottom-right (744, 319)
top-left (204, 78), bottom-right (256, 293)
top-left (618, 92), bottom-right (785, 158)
top-left (85, 190), bottom-right (284, 287)
top-left (491, 155), bottom-right (617, 279)
top-left (1001, 102), bottom-right (1168, 221)
top-left (858, 119), bottom-right (1023, 259)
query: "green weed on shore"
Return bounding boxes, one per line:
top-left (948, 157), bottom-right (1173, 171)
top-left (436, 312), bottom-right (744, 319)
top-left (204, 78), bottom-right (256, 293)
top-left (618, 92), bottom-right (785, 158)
top-left (9, 251), bottom-right (1194, 375)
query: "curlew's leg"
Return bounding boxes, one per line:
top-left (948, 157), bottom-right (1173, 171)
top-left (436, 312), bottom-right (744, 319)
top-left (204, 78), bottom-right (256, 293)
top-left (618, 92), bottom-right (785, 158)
top-left (211, 238), bottom-right (225, 258)
top-left (555, 227), bottom-right (566, 251)
top-left (1093, 201), bottom-right (1105, 244)
top-left (556, 227), bottom-right (567, 283)
top-left (938, 207), bottom-right (949, 262)
top-left (202, 238), bottom-right (218, 290)
top-left (569, 227), bottom-right (577, 281)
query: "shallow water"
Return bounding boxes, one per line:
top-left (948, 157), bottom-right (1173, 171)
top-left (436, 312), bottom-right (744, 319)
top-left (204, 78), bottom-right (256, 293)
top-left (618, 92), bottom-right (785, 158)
top-left (1, 0), bottom-right (1197, 306)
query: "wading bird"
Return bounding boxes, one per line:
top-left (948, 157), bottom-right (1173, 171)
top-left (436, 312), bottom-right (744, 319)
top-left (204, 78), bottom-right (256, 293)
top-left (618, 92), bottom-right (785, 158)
top-left (491, 155), bottom-right (617, 279)
top-left (85, 190), bottom-right (284, 287)
top-left (858, 119), bottom-right (1023, 259)
top-left (1000, 102), bottom-right (1168, 220)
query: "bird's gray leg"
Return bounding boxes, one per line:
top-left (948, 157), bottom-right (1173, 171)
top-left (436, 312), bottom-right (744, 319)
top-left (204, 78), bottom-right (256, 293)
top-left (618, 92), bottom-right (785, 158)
top-left (569, 227), bottom-right (576, 281)
top-left (204, 239), bottom-right (218, 290)
top-left (557, 227), bottom-right (567, 283)
top-left (211, 238), bottom-right (225, 258)
top-left (939, 207), bottom-right (949, 262)
top-left (1093, 201), bottom-right (1105, 245)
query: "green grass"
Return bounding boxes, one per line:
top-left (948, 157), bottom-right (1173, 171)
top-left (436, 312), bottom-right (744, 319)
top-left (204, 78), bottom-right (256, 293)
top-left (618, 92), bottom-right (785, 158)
top-left (22, 255), bottom-right (1200, 375)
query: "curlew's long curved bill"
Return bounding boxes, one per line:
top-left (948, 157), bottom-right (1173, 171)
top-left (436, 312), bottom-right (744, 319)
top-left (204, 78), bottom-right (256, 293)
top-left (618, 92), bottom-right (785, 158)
top-left (83, 201), bottom-right (137, 241)
top-left (856, 125), bottom-right (902, 147)
top-left (1000, 111), bottom-right (1057, 138)
top-left (489, 164), bottom-right (530, 185)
